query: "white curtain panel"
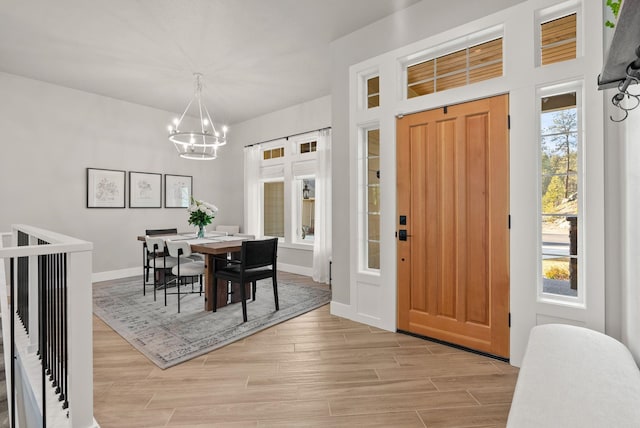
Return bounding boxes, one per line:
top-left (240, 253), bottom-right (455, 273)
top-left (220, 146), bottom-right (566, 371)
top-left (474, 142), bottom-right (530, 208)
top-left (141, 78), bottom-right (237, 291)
top-left (623, 106), bottom-right (640, 364)
top-left (244, 145), bottom-right (262, 238)
top-left (312, 130), bottom-right (332, 284)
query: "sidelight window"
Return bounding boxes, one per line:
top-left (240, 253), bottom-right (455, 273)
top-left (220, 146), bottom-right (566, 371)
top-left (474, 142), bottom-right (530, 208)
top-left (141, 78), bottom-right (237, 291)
top-left (365, 128), bottom-right (380, 270)
top-left (294, 178), bottom-right (315, 243)
top-left (539, 87), bottom-right (581, 300)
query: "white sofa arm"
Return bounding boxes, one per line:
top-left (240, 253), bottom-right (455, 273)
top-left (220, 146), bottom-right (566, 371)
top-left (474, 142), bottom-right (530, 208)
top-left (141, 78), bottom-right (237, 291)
top-left (507, 324), bottom-right (640, 428)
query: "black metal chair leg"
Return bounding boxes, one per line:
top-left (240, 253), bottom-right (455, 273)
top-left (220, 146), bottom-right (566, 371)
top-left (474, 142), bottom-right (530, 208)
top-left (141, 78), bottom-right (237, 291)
top-left (240, 275), bottom-right (248, 322)
top-left (152, 254), bottom-right (157, 302)
top-left (143, 246), bottom-right (146, 296)
top-left (252, 281), bottom-right (256, 301)
top-left (213, 275), bottom-right (218, 312)
top-left (272, 274), bottom-right (279, 311)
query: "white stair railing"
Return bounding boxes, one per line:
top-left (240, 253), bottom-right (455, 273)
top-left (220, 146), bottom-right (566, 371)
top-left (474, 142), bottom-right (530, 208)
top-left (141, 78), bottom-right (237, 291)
top-left (0, 225), bottom-right (97, 428)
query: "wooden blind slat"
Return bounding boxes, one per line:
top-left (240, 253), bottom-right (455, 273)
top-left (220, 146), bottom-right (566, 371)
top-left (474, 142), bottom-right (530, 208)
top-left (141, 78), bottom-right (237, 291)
top-left (541, 41), bottom-right (576, 66)
top-left (469, 39), bottom-right (503, 68)
top-left (408, 60), bottom-right (434, 85)
top-left (469, 62), bottom-right (503, 84)
top-left (436, 49), bottom-right (467, 76)
top-left (541, 14), bottom-right (576, 46)
top-left (408, 81), bottom-right (435, 98)
top-left (436, 71), bottom-right (467, 92)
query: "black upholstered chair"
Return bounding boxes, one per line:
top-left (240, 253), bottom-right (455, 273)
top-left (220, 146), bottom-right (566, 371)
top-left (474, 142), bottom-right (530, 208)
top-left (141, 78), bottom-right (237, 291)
top-left (213, 238), bottom-right (279, 322)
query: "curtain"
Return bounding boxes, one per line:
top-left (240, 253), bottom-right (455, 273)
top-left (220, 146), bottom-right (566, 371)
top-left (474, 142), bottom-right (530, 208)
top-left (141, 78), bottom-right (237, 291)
top-left (312, 130), bottom-right (332, 283)
top-left (244, 145), bottom-right (262, 238)
top-left (622, 99), bottom-right (640, 364)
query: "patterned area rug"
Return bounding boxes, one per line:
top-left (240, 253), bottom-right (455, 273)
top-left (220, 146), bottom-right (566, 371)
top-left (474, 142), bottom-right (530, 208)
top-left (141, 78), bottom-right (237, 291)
top-left (93, 276), bottom-right (331, 369)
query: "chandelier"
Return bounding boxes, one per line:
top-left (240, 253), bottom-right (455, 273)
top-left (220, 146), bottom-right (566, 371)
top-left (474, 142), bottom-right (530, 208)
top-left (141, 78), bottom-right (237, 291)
top-left (168, 73), bottom-right (228, 160)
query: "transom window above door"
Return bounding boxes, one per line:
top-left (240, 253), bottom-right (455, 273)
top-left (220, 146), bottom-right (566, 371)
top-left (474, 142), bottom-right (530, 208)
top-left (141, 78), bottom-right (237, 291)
top-left (406, 37), bottom-right (503, 99)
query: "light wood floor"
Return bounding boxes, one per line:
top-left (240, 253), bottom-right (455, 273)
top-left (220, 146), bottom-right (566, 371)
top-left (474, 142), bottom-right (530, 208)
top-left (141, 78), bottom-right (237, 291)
top-left (93, 273), bottom-right (518, 427)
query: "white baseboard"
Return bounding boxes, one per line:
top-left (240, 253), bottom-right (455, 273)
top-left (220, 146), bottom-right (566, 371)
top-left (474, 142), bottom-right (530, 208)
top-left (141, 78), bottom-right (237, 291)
top-left (92, 267), bottom-right (139, 283)
top-left (277, 262), bottom-right (313, 277)
top-left (330, 300), bottom-right (394, 332)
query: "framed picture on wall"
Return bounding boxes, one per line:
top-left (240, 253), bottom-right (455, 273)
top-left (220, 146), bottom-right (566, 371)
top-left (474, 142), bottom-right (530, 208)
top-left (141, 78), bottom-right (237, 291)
top-left (129, 171), bottom-right (162, 208)
top-left (86, 168), bottom-right (126, 208)
top-left (165, 174), bottom-right (192, 208)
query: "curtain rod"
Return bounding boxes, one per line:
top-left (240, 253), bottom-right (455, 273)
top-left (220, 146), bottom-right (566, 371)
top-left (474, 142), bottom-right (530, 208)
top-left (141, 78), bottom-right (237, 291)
top-left (244, 126), bottom-right (332, 148)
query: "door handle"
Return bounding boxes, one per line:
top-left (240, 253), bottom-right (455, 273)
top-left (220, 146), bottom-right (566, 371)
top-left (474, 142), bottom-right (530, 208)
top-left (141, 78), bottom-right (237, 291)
top-left (398, 230), bottom-right (410, 241)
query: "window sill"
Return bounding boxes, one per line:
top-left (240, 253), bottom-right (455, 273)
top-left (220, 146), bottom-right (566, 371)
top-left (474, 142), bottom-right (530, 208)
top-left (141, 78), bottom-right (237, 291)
top-left (280, 242), bottom-right (314, 251)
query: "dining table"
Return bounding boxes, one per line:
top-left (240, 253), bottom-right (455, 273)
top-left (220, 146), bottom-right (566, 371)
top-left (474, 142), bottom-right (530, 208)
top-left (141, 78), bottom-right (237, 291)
top-left (137, 233), bottom-right (250, 311)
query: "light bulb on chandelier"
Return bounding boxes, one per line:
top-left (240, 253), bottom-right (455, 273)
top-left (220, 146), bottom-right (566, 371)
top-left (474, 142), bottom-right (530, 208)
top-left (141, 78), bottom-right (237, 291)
top-left (167, 73), bottom-right (228, 160)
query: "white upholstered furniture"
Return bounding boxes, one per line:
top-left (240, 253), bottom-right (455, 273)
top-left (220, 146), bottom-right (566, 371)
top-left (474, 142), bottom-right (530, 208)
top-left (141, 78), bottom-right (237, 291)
top-left (507, 324), bottom-right (640, 428)
top-left (215, 225), bottom-right (240, 235)
top-left (165, 240), bottom-right (205, 313)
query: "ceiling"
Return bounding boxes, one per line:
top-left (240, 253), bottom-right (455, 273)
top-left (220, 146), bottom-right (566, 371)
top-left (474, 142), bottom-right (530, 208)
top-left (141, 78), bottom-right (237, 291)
top-left (0, 0), bottom-right (420, 125)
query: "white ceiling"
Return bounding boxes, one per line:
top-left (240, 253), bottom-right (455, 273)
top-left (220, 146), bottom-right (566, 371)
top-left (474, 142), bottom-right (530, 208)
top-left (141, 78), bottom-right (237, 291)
top-left (0, 0), bottom-right (420, 124)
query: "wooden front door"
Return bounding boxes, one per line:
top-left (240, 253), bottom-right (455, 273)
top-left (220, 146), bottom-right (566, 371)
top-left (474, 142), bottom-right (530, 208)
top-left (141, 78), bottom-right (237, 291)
top-left (397, 94), bottom-right (510, 358)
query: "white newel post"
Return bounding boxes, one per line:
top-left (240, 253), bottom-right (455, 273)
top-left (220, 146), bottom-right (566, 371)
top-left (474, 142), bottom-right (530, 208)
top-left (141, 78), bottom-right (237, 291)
top-left (66, 249), bottom-right (94, 428)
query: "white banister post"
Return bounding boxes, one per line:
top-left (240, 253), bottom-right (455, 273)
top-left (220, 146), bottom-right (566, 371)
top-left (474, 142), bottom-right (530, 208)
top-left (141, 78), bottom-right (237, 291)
top-left (28, 235), bottom-right (39, 349)
top-left (66, 249), bottom-right (94, 428)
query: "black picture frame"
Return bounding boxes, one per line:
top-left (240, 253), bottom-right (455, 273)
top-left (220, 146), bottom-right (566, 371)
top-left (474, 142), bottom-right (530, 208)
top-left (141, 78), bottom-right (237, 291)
top-left (164, 174), bottom-right (193, 208)
top-left (86, 168), bottom-right (126, 208)
top-left (129, 171), bottom-right (162, 208)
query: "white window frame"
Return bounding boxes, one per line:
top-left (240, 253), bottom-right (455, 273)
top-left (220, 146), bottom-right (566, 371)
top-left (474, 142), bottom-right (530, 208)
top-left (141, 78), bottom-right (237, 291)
top-left (358, 124), bottom-right (381, 274)
top-left (255, 134), bottom-right (323, 250)
top-left (401, 25), bottom-right (504, 101)
top-left (292, 176), bottom-right (316, 245)
top-left (360, 68), bottom-right (380, 111)
top-left (537, 80), bottom-right (584, 307)
top-left (534, 0), bottom-right (581, 68)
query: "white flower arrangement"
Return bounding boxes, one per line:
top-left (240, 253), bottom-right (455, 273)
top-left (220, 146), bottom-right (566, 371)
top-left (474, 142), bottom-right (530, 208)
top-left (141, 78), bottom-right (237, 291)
top-left (187, 196), bottom-right (218, 228)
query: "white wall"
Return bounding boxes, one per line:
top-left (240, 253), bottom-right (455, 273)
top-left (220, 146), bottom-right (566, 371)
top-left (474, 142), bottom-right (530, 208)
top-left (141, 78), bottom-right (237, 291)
top-left (0, 72), bottom-right (243, 277)
top-left (230, 95), bottom-right (331, 271)
top-left (330, 0), bottom-right (528, 304)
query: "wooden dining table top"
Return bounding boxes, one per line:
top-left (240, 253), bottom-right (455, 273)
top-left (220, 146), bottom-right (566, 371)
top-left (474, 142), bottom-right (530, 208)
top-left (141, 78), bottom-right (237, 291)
top-left (137, 233), bottom-right (245, 255)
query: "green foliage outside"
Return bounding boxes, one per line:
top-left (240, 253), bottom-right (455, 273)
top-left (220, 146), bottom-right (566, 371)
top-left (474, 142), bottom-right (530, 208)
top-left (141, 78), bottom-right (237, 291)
top-left (605, 0), bottom-right (622, 28)
top-left (541, 108), bottom-right (578, 219)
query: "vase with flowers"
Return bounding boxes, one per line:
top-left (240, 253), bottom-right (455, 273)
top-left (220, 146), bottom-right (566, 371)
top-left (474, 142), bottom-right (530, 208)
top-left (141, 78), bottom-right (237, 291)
top-left (188, 196), bottom-right (218, 238)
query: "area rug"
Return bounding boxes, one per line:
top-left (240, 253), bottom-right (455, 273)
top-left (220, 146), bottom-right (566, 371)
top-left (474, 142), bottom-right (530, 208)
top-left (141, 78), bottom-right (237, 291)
top-left (92, 276), bottom-right (331, 369)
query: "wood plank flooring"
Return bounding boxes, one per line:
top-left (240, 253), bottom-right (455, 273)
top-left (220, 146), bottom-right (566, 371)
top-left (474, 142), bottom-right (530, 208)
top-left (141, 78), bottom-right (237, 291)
top-left (93, 272), bottom-right (517, 427)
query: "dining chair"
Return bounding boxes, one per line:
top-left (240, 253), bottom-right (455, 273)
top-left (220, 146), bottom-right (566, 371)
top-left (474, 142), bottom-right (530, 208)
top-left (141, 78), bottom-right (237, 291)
top-left (213, 238), bottom-right (279, 322)
top-left (143, 228), bottom-right (178, 288)
top-left (165, 240), bottom-right (205, 313)
top-left (215, 225), bottom-right (240, 235)
top-left (145, 235), bottom-right (180, 301)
